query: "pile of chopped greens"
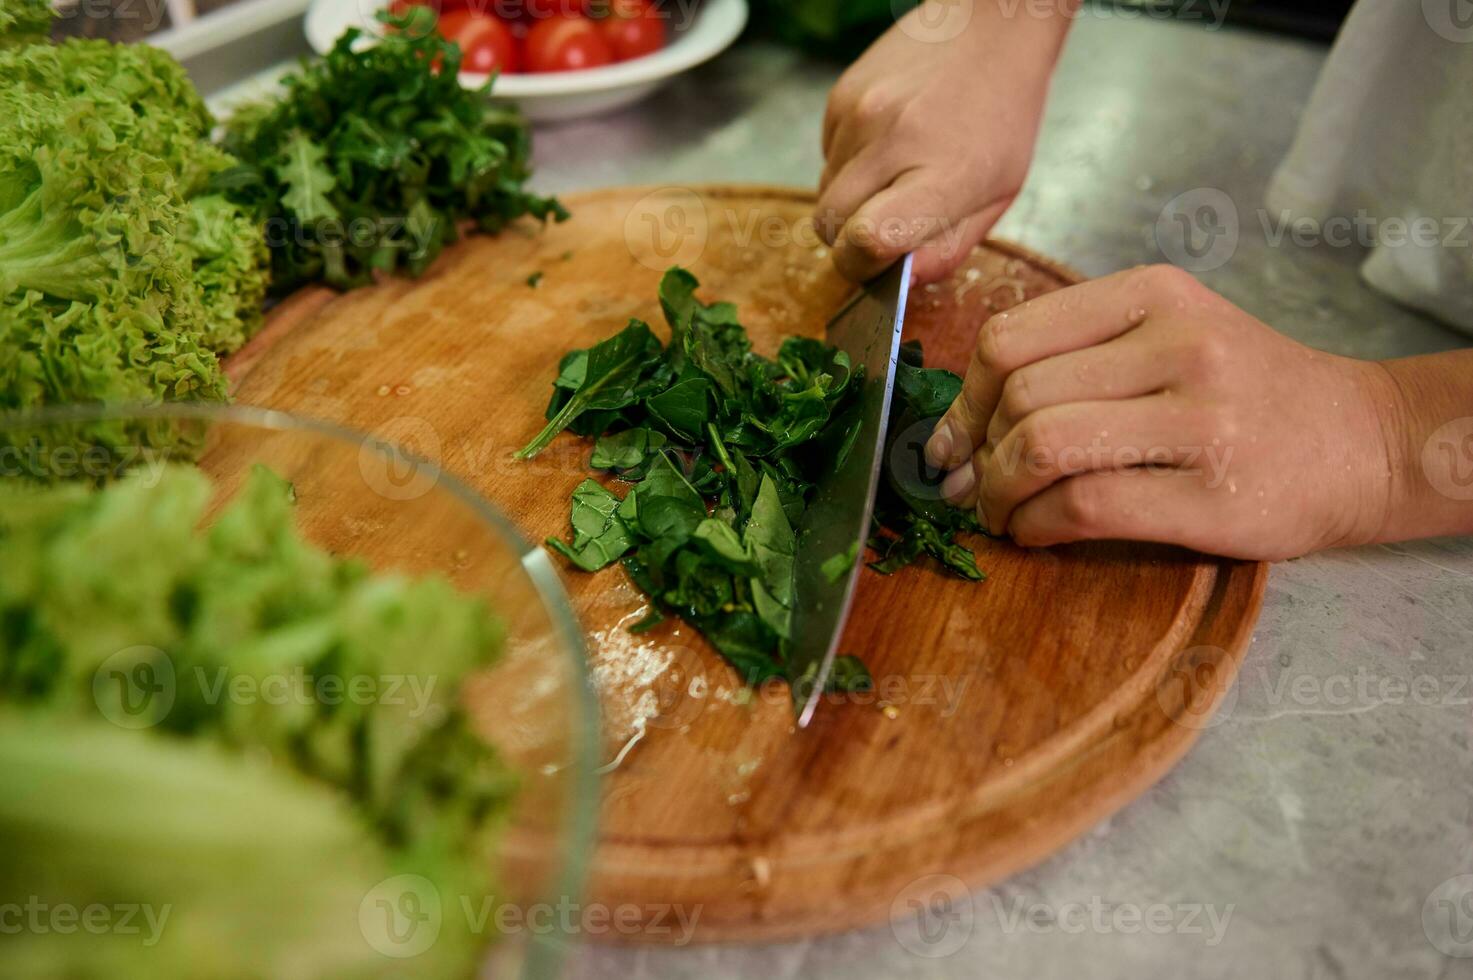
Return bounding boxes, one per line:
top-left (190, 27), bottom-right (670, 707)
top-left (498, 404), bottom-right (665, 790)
top-left (0, 463), bottom-right (514, 977)
top-left (218, 7), bottom-right (567, 294)
top-left (520, 268), bottom-right (986, 690)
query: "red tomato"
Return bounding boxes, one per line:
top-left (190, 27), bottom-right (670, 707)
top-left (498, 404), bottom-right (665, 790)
top-left (598, 0), bottom-right (664, 61)
top-left (590, 0), bottom-right (648, 17)
top-left (524, 14), bottom-right (614, 71)
top-left (523, 0), bottom-right (588, 17)
top-left (437, 9), bottom-right (520, 73)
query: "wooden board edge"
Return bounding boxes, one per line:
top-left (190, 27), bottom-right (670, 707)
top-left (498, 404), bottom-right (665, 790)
top-left (585, 558), bottom-right (1267, 944)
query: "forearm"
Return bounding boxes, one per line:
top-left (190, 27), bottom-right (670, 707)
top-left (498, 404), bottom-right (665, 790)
top-left (1365, 350), bottom-right (1473, 543)
top-left (961, 0), bottom-right (1080, 82)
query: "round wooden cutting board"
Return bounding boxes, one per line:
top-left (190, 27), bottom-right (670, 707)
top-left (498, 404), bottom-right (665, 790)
top-left (226, 185), bottom-right (1266, 943)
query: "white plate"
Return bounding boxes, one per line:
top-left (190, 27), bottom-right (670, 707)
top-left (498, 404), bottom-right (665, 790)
top-left (304, 0), bottom-right (748, 122)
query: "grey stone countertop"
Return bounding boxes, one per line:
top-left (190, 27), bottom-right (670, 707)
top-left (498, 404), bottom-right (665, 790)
top-left (532, 13), bottom-right (1473, 980)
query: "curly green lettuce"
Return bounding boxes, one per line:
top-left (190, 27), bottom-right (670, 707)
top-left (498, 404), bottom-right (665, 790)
top-left (0, 463), bottom-right (514, 852)
top-left (0, 0), bottom-right (52, 48)
top-left (0, 27), bottom-right (267, 479)
top-left (0, 463), bottom-right (516, 978)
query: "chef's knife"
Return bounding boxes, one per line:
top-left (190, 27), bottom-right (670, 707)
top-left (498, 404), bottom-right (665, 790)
top-left (788, 253), bottom-right (913, 728)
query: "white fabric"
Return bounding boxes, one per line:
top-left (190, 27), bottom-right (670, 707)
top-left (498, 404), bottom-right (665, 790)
top-left (1266, 0), bottom-right (1473, 335)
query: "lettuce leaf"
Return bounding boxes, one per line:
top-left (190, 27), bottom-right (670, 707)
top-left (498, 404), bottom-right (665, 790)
top-left (0, 35), bottom-right (267, 478)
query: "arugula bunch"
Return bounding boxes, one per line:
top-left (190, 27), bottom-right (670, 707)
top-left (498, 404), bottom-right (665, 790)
top-left (219, 8), bottom-right (567, 293)
top-left (521, 268), bottom-right (986, 690)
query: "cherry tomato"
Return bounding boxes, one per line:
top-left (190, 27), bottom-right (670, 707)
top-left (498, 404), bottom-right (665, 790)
top-left (523, 0), bottom-right (588, 17)
top-left (597, 0), bottom-right (664, 61)
top-left (524, 14), bottom-right (614, 72)
top-left (438, 9), bottom-right (520, 73)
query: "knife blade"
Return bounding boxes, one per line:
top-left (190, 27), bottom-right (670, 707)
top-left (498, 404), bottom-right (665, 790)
top-left (788, 253), bottom-right (914, 728)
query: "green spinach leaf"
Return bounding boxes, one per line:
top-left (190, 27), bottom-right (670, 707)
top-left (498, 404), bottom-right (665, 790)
top-left (518, 322), bottom-right (662, 459)
top-left (544, 480), bottom-right (634, 572)
top-left (591, 428), bottom-right (668, 476)
top-left (746, 475), bottom-right (796, 641)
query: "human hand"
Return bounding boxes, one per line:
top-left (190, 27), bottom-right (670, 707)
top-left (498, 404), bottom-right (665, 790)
top-left (923, 265), bottom-right (1400, 561)
top-left (816, 0), bottom-right (1075, 284)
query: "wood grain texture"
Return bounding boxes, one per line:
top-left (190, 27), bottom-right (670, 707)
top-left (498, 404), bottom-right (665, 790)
top-left (226, 185), bottom-right (1266, 943)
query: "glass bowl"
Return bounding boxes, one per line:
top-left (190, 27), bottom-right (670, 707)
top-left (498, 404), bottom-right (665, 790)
top-left (0, 402), bottom-right (599, 979)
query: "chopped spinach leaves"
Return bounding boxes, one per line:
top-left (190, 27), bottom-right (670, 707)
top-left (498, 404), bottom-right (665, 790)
top-left (524, 269), bottom-right (987, 693)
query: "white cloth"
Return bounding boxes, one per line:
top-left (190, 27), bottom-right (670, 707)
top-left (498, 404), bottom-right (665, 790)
top-left (1266, 0), bottom-right (1473, 335)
